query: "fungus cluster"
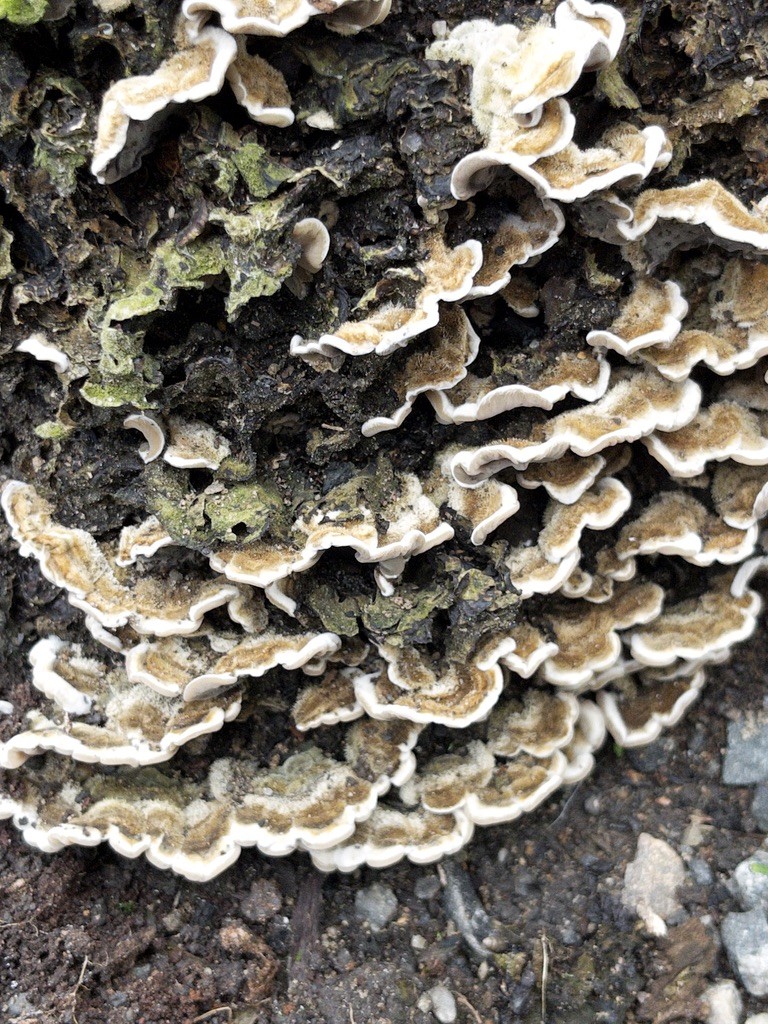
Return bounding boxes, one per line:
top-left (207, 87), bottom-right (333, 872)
top-left (0, 0), bottom-right (767, 880)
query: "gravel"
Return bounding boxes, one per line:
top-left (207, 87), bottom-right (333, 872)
top-left (723, 716), bottom-right (768, 785)
top-left (354, 883), bottom-right (399, 931)
top-left (732, 851), bottom-right (768, 912)
top-left (621, 833), bottom-right (686, 935)
top-left (721, 908), bottom-right (768, 997)
top-left (752, 786), bottom-right (768, 831)
top-left (427, 985), bottom-right (457, 1024)
top-left (414, 875), bottom-right (441, 900)
top-left (700, 980), bottom-right (743, 1024)
top-left (688, 857), bottom-right (715, 886)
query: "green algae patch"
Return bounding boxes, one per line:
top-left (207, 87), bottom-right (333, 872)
top-left (142, 464), bottom-right (209, 547)
top-left (101, 199), bottom-right (300, 331)
top-left (232, 142), bottom-right (295, 199)
top-left (34, 418), bottom-right (75, 440)
top-left (304, 583), bottom-right (362, 637)
top-left (362, 577), bottom-right (454, 647)
top-left (144, 463), bottom-right (286, 549)
top-left (204, 481), bottom-right (286, 543)
top-left (0, 0), bottom-right (47, 25)
top-left (80, 376), bottom-right (157, 410)
top-left (79, 197), bottom-right (308, 409)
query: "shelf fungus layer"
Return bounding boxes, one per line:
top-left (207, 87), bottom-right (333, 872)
top-left (1, 0), bottom-right (767, 879)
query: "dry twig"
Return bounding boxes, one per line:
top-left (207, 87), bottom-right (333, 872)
top-left (70, 956), bottom-right (90, 1024)
top-left (192, 1008), bottom-right (233, 1023)
top-left (540, 932), bottom-right (552, 1024)
top-left (455, 992), bottom-right (493, 1024)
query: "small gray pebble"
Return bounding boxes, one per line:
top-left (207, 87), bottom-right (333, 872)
top-left (688, 857), bottom-right (714, 887)
top-left (428, 985), bottom-right (457, 1024)
top-left (559, 924), bottom-right (581, 946)
top-left (700, 980), bottom-right (742, 1024)
top-left (415, 875), bottom-right (441, 900)
top-left (6, 994), bottom-right (36, 1019)
top-left (354, 883), bottom-right (398, 931)
top-left (162, 910), bottom-right (184, 934)
top-left (723, 718), bottom-right (768, 785)
top-left (733, 850), bottom-right (768, 912)
top-left (333, 948), bottom-right (353, 970)
top-left (513, 868), bottom-right (535, 898)
top-left (753, 784), bottom-right (768, 831)
top-left (688, 723), bottom-right (707, 755)
top-left (584, 794), bottom-right (602, 815)
top-left (722, 907), bottom-right (768, 996)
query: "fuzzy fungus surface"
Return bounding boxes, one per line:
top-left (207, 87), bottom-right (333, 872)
top-left (0, 0), bottom-right (766, 880)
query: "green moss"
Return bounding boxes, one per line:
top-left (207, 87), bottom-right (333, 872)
top-left (29, 75), bottom-right (93, 196)
top-left (312, 457), bottom-right (397, 526)
top-left (218, 455), bottom-right (258, 483)
top-left (106, 240), bottom-right (227, 326)
top-left (0, 0), bottom-right (48, 25)
top-left (204, 481), bottom-right (285, 542)
top-left (232, 142), bottom-right (294, 199)
top-left (362, 578), bottom-right (453, 646)
top-left (84, 323), bottom-right (161, 409)
top-left (305, 584), bottom-right (361, 637)
top-left (81, 196), bottom-right (307, 408)
top-left (33, 140), bottom-right (88, 196)
top-left (80, 377), bottom-right (155, 409)
top-left (143, 464), bottom-right (207, 546)
top-left (34, 419), bottom-right (74, 440)
top-left (213, 156), bottom-right (240, 194)
top-left (493, 951), bottom-right (526, 981)
top-left (294, 39), bottom-right (416, 125)
top-left (596, 63), bottom-right (641, 109)
top-left (101, 199), bottom-right (299, 331)
top-left (143, 464), bottom-right (286, 548)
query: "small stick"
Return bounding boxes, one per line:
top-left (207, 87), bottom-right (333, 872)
top-left (0, 917), bottom-right (39, 936)
top-left (455, 992), bottom-right (491, 1024)
top-left (192, 1008), bottom-right (233, 1023)
top-left (71, 956), bottom-right (90, 1024)
top-left (540, 933), bottom-right (551, 1024)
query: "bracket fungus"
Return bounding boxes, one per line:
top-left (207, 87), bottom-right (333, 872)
top-left (1, 0), bottom-right (767, 880)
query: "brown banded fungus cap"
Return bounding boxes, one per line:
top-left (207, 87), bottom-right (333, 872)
top-left (1, 0), bottom-right (768, 879)
top-left (181, 0), bottom-right (391, 36)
